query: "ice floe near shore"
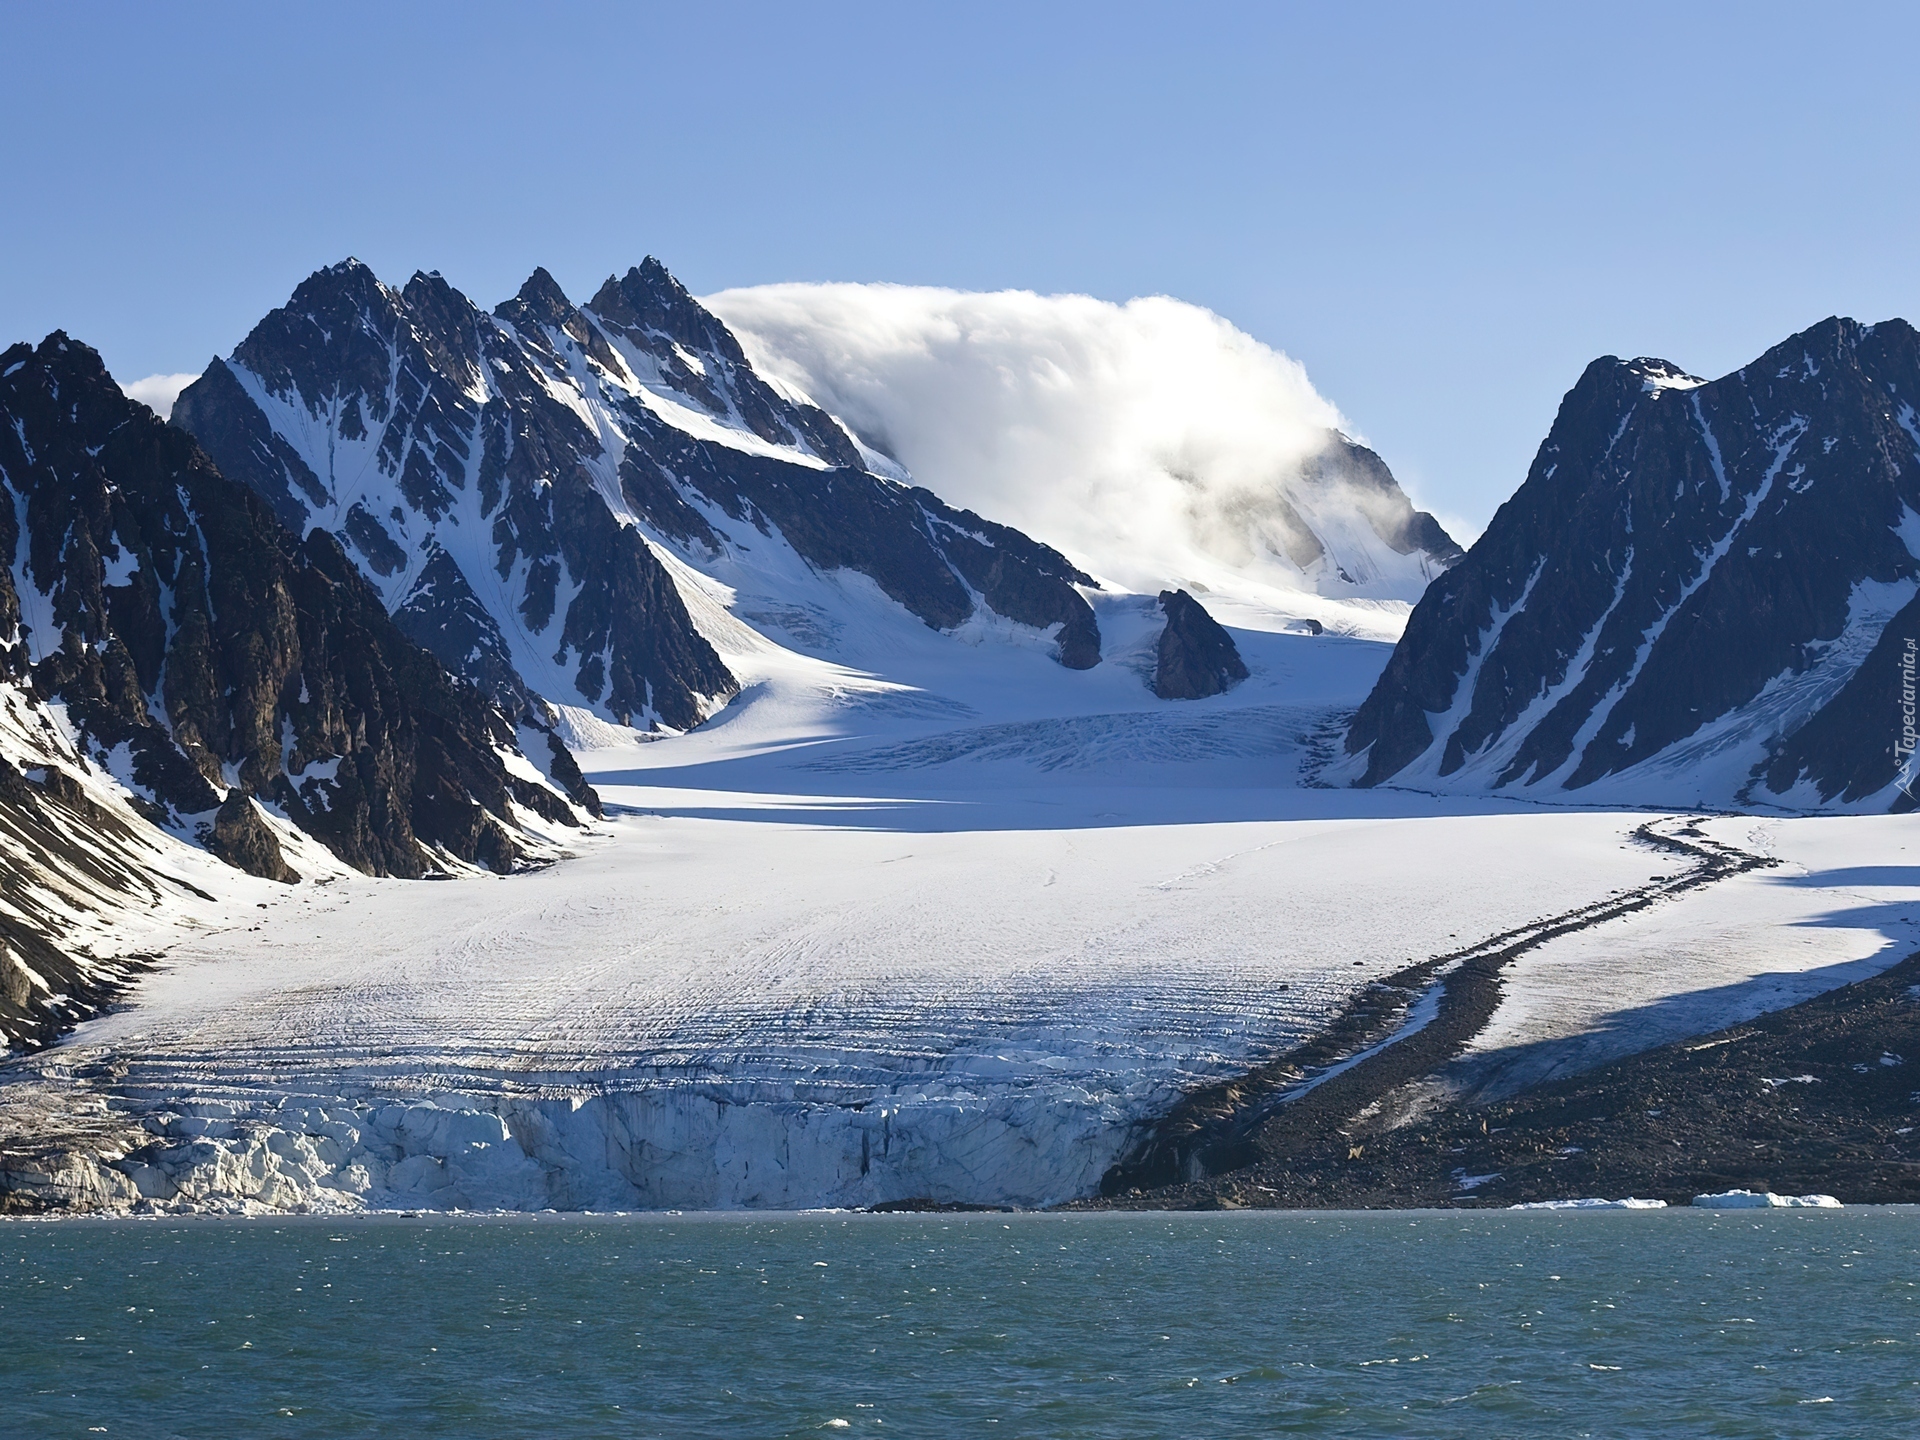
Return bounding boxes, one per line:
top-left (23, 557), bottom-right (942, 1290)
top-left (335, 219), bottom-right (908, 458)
top-left (1511, 1198), bottom-right (1668, 1210)
top-left (1691, 1190), bottom-right (1842, 1209)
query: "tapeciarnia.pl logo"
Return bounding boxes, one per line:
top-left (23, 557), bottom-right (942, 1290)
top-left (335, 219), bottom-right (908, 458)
top-left (1899, 636), bottom-right (1919, 799)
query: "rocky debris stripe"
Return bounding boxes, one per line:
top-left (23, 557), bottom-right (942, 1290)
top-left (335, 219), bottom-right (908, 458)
top-left (1346, 317), bottom-right (1920, 808)
top-left (1100, 818), bottom-right (1778, 1195)
top-left (1129, 946), bottom-right (1920, 1210)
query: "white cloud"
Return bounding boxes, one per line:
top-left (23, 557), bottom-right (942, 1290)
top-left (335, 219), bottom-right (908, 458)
top-left (705, 283), bottom-right (1441, 604)
top-left (119, 372), bottom-right (201, 421)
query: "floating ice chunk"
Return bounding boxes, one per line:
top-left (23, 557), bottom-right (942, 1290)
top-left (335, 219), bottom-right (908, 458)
top-left (1691, 1190), bottom-right (1841, 1208)
top-left (1510, 1197), bottom-right (1667, 1210)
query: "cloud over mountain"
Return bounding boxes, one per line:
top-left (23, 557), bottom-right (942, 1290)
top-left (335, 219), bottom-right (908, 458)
top-left (707, 283), bottom-right (1456, 602)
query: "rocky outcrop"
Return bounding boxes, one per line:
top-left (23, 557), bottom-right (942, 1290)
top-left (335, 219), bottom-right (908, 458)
top-left (1344, 318), bottom-right (1920, 809)
top-left (172, 257), bottom-right (1104, 729)
top-left (2, 333), bottom-right (591, 882)
top-left (1151, 590), bottom-right (1248, 699)
top-left (206, 791), bottom-right (296, 884)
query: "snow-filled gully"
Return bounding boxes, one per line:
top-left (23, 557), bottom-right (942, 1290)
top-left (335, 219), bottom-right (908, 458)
top-left (1100, 818), bottom-right (1780, 1194)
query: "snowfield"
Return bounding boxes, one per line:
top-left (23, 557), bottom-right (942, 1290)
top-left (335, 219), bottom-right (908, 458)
top-left (10, 577), bottom-right (1918, 1214)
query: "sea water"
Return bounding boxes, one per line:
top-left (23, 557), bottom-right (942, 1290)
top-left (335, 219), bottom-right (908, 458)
top-left (4, 1209), bottom-right (1916, 1438)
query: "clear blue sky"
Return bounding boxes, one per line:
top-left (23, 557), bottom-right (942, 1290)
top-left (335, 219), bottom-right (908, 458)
top-left (3, 1), bottom-right (1915, 533)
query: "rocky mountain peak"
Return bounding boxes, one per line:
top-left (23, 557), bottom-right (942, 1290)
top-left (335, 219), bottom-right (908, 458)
top-left (1621, 357), bottom-right (1707, 392)
top-left (499, 265), bottom-right (578, 330)
top-left (2, 332), bottom-right (596, 887)
top-left (589, 257), bottom-right (722, 354)
top-left (495, 266), bottom-right (622, 374)
top-left (1342, 313), bottom-right (1920, 810)
top-left (173, 256), bottom-right (1113, 737)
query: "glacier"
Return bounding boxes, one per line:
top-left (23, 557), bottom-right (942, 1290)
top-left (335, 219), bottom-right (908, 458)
top-left (7, 581), bottom-right (1917, 1214)
top-left (8, 279), bottom-right (1920, 1216)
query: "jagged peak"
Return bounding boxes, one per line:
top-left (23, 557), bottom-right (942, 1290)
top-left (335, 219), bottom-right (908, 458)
top-left (1597, 317), bottom-right (1920, 402)
top-left (635, 254), bottom-right (691, 299)
top-left (285, 256), bottom-right (394, 316)
top-left (588, 257), bottom-right (732, 354)
top-left (521, 265), bottom-right (572, 308)
top-left (1734, 314), bottom-right (1906, 385)
top-left (495, 265), bottom-right (578, 329)
top-left (397, 270), bottom-right (485, 344)
top-left (7, 332), bottom-right (125, 400)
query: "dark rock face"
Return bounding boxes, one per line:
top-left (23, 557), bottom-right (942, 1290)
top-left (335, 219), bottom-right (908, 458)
top-left (0, 333), bottom-right (584, 880)
top-left (172, 264), bottom-right (737, 732)
top-left (586, 259), bottom-right (867, 471)
top-left (173, 258), bottom-right (1103, 722)
top-left (1152, 590), bottom-right (1249, 699)
top-left (1345, 318), bottom-right (1920, 809)
top-left (1764, 588), bottom-right (1920, 810)
top-left (207, 791), bottom-right (295, 884)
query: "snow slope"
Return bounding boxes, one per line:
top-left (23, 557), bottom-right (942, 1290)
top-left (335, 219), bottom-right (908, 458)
top-left (0, 674), bottom-right (292, 1052)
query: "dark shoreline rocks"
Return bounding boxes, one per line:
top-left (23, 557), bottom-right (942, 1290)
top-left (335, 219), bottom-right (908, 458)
top-left (1092, 946), bottom-right (1920, 1211)
top-left (1098, 819), bottom-right (1773, 1195)
top-left (1087, 818), bottom-right (1920, 1210)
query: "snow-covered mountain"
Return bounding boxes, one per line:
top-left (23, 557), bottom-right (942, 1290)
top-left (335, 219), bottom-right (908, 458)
top-left (171, 260), bottom-right (1111, 737)
top-left (705, 282), bottom-right (1463, 614)
top-left (1340, 317), bottom-right (1920, 811)
top-left (1, 334), bottom-right (595, 1046)
top-left (5, 310), bottom-right (1918, 1215)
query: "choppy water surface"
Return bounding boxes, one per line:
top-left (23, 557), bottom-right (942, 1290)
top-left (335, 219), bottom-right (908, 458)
top-left (4, 1209), bottom-right (1917, 1438)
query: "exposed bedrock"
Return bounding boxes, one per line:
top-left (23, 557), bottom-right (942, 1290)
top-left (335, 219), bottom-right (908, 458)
top-left (1345, 317), bottom-right (1920, 809)
top-left (206, 792), bottom-right (296, 884)
top-left (0, 333), bottom-right (591, 883)
top-left (172, 256), bottom-right (1105, 723)
top-left (1151, 589), bottom-right (1249, 699)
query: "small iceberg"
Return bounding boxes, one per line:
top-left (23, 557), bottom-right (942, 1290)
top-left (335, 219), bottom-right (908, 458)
top-left (1690, 1190), bottom-right (1841, 1209)
top-left (1510, 1198), bottom-right (1667, 1210)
